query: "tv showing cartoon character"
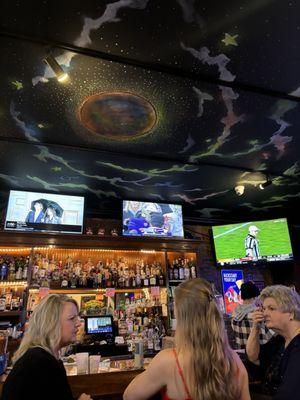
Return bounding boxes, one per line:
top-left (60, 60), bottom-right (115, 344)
top-left (212, 218), bottom-right (293, 266)
top-left (5, 190), bottom-right (84, 234)
top-left (122, 200), bottom-right (184, 238)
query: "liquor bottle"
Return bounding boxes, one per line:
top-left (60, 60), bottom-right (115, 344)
top-left (70, 274), bottom-right (77, 288)
top-left (124, 273), bottom-right (130, 288)
top-left (0, 260), bottom-right (8, 281)
top-left (61, 275), bottom-right (69, 288)
top-left (28, 295), bottom-right (37, 314)
top-left (101, 270), bottom-right (107, 287)
top-left (131, 274), bottom-right (137, 288)
top-left (153, 333), bottom-right (161, 351)
top-left (126, 315), bottom-right (134, 334)
top-left (167, 259), bottom-right (174, 281)
top-left (143, 271), bottom-right (149, 287)
top-left (8, 262), bottom-right (16, 281)
top-left (92, 273), bottom-right (98, 289)
top-left (145, 264), bottom-right (151, 278)
top-left (178, 259), bottom-right (184, 280)
top-left (48, 255), bottom-right (56, 272)
top-left (147, 335), bottom-right (154, 351)
top-left (183, 259), bottom-right (190, 280)
top-left (135, 307), bottom-right (143, 326)
top-left (189, 258), bottom-right (197, 279)
top-left (136, 269), bottom-right (142, 288)
top-left (158, 272), bottom-right (164, 286)
top-left (52, 268), bottom-right (61, 284)
top-left (140, 266), bottom-right (146, 287)
top-left (16, 265), bottom-right (23, 280)
top-left (118, 271), bottom-right (125, 288)
top-left (5, 290), bottom-right (13, 311)
top-left (134, 338), bottom-right (144, 368)
top-left (22, 265), bottom-right (28, 280)
top-left (105, 270), bottom-right (112, 287)
top-left (74, 261), bottom-right (82, 277)
top-left (0, 290), bottom-right (6, 311)
top-left (11, 295), bottom-right (20, 311)
top-left (173, 260), bottom-right (179, 280)
top-left (149, 271), bottom-right (156, 286)
top-left (111, 270), bottom-right (117, 288)
top-left (38, 262), bottom-right (46, 280)
top-left (143, 308), bottom-right (149, 327)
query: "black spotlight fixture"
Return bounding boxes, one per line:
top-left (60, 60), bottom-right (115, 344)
top-left (43, 54), bottom-right (69, 82)
top-left (259, 176), bottom-right (272, 190)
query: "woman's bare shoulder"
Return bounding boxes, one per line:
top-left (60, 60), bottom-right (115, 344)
top-left (231, 350), bottom-right (248, 378)
top-left (147, 348), bottom-right (175, 370)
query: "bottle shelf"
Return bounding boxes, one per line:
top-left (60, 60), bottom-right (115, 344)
top-left (0, 231), bottom-right (201, 328)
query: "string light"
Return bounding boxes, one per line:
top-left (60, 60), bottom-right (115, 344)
top-left (0, 281), bottom-right (27, 287)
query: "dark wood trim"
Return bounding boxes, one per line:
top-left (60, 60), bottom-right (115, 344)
top-left (0, 311), bottom-right (21, 317)
top-left (0, 231), bottom-right (203, 252)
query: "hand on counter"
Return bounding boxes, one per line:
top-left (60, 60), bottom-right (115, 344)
top-left (78, 393), bottom-right (92, 400)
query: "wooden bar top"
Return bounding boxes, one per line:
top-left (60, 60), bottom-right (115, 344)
top-left (68, 369), bottom-right (142, 400)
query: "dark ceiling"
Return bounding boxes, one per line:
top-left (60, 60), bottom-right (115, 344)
top-left (1, 0), bottom-right (300, 225)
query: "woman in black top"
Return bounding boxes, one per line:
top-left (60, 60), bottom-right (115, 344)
top-left (1, 294), bottom-right (92, 400)
top-left (246, 285), bottom-right (300, 399)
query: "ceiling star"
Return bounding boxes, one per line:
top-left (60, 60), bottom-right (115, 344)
top-left (51, 166), bottom-right (62, 172)
top-left (222, 33), bottom-right (238, 46)
top-left (38, 123), bottom-right (45, 128)
top-left (11, 80), bottom-right (23, 90)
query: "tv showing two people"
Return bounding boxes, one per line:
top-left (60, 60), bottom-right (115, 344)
top-left (122, 200), bottom-right (184, 237)
top-left (213, 218), bottom-right (293, 266)
top-left (5, 190), bottom-right (85, 234)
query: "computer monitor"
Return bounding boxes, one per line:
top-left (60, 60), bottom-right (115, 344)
top-left (85, 315), bottom-right (114, 335)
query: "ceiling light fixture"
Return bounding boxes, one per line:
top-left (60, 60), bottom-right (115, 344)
top-left (259, 176), bottom-right (272, 190)
top-left (43, 55), bottom-right (69, 82)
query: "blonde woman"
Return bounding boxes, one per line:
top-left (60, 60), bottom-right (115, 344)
top-left (246, 285), bottom-right (300, 398)
top-left (2, 294), bottom-right (92, 400)
top-left (124, 278), bottom-right (250, 400)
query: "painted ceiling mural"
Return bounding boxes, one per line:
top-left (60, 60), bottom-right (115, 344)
top-left (0, 0), bottom-right (300, 224)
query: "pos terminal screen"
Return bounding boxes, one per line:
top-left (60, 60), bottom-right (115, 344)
top-left (86, 316), bottom-right (113, 334)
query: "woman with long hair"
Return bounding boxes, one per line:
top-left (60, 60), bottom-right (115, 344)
top-left (2, 294), bottom-right (92, 400)
top-left (124, 278), bottom-right (250, 400)
top-left (43, 206), bottom-right (61, 224)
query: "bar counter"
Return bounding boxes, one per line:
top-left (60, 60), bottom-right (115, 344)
top-left (0, 350), bottom-right (270, 400)
top-left (0, 362), bottom-right (270, 400)
top-left (68, 369), bottom-right (142, 400)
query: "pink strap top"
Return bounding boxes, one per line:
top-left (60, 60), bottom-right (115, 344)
top-left (161, 349), bottom-right (192, 400)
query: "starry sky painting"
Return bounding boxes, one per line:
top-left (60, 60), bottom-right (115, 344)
top-left (0, 0), bottom-right (300, 224)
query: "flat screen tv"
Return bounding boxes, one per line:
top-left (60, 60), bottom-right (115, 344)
top-left (212, 218), bottom-right (293, 266)
top-left (122, 200), bottom-right (184, 237)
top-left (4, 190), bottom-right (84, 234)
top-left (85, 315), bottom-right (114, 335)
